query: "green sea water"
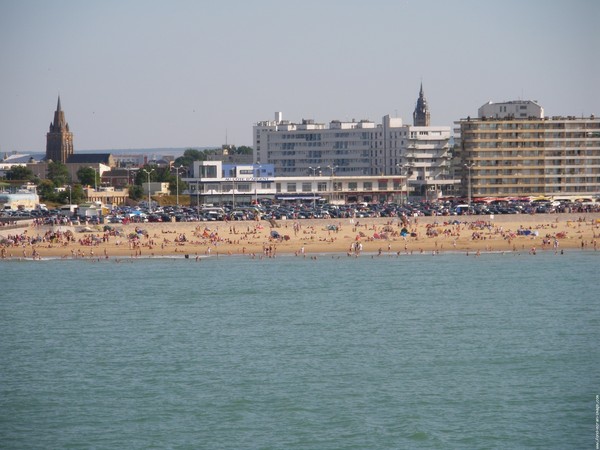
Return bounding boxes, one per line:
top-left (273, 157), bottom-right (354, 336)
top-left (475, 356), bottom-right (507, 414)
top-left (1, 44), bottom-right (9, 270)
top-left (1, 251), bottom-right (598, 449)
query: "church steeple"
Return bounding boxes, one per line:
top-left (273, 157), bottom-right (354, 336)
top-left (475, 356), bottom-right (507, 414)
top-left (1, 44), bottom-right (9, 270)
top-left (46, 96), bottom-right (74, 163)
top-left (413, 82), bottom-right (431, 126)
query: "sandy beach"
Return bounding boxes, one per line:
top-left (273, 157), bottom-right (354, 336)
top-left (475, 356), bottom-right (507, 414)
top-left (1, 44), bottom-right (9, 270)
top-left (2, 212), bottom-right (599, 260)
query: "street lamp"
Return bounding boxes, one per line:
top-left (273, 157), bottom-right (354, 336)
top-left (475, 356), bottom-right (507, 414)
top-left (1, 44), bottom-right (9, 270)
top-left (143, 168), bottom-right (155, 212)
top-left (397, 163), bottom-right (412, 205)
top-left (254, 163), bottom-right (262, 206)
top-left (464, 162), bottom-right (474, 210)
top-left (309, 167), bottom-right (320, 208)
top-left (172, 165), bottom-right (184, 207)
top-left (327, 165), bottom-right (338, 203)
top-left (68, 184), bottom-right (72, 206)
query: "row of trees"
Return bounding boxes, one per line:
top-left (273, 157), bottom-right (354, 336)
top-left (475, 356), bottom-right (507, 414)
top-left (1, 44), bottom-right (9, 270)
top-left (174, 146), bottom-right (253, 167)
top-left (4, 163), bottom-right (94, 204)
top-left (2, 145), bottom-right (255, 204)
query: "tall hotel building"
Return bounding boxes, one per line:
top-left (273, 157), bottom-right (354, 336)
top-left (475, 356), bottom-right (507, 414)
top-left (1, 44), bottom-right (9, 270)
top-left (253, 86), bottom-right (458, 198)
top-left (454, 101), bottom-right (600, 199)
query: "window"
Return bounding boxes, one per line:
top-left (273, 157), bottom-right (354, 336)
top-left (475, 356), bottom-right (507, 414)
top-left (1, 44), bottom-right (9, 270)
top-left (302, 183), bottom-right (312, 192)
top-left (348, 182), bottom-right (357, 191)
top-left (287, 183), bottom-right (297, 192)
top-left (363, 182), bottom-right (372, 190)
top-left (378, 180), bottom-right (388, 190)
top-left (200, 165), bottom-right (218, 178)
top-left (317, 182), bottom-right (327, 191)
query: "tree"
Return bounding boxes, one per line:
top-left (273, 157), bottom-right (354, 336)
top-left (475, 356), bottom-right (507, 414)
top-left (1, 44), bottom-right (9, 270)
top-left (128, 184), bottom-right (143, 201)
top-left (5, 165), bottom-right (35, 181)
top-left (169, 177), bottom-right (188, 196)
top-left (134, 165), bottom-right (158, 186)
top-left (37, 179), bottom-right (58, 202)
top-left (56, 184), bottom-right (85, 204)
top-left (233, 145), bottom-right (253, 155)
top-left (77, 167), bottom-right (98, 187)
top-left (47, 161), bottom-right (70, 187)
top-left (174, 148), bottom-right (209, 167)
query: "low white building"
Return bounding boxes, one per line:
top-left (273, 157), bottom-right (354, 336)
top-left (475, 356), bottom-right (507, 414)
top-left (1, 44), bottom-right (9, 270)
top-left (183, 161), bottom-right (410, 206)
top-left (478, 100), bottom-right (544, 119)
top-left (0, 183), bottom-right (40, 211)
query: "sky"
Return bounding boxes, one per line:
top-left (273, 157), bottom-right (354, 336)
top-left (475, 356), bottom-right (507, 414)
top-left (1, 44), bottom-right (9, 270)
top-left (1, 0), bottom-right (599, 153)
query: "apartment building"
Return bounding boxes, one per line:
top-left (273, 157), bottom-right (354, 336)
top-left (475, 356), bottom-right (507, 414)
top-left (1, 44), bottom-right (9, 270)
top-left (252, 86), bottom-right (458, 199)
top-left (454, 101), bottom-right (600, 199)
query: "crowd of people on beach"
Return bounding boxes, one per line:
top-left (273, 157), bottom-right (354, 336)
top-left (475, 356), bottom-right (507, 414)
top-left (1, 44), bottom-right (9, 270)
top-left (1, 213), bottom-right (599, 260)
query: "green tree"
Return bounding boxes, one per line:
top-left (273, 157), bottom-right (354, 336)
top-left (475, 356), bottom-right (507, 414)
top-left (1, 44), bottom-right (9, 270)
top-left (128, 184), bottom-right (143, 200)
top-left (169, 177), bottom-right (188, 196)
top-left (5, 165), bottom-right (35, 181)
top-left (56, 184), bottom-right (85, 204)
top-left (174, 148), bottom-right (209, 167)
top-left (77, 167), bottom-right (98, 187)
top-left (37, 179), bottom-right (58, 202)
top-left (47, 161), bottom-right (70, 187)
top-left (233, 145), bottom-right (253, 155)
top-left (134, 165), bottom-right (158, 186)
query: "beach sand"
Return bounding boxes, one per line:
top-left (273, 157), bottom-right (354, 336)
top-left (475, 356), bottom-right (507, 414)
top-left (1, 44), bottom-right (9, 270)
top-left (2, 213), bottom-right (599, 260)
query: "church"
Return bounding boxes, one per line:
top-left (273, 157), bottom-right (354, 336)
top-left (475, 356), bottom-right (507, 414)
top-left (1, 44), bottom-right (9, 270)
top-left (45, 96), bottom-right (114, 168)
top-left (26, 97), bottom-right (129, 205)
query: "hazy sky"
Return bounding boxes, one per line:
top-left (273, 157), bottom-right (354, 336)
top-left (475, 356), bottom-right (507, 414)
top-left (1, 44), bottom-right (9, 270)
top-left (1, 0), bottom-right (599, 152)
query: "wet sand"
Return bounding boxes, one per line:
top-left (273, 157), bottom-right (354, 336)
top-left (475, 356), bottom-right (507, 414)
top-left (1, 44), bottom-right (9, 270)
top-left (1, 213), bottom-right (599, 260)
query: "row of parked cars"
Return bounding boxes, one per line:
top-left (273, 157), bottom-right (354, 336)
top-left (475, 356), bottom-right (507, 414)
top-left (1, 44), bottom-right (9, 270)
top-left (102, 199), bottom-right (600, 223)
top-left (3, 199), bottom-right (598, 225)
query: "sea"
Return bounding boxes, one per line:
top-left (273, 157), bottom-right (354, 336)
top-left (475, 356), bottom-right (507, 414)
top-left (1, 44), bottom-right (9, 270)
top-left (1, 251), bottom-right (598, 450)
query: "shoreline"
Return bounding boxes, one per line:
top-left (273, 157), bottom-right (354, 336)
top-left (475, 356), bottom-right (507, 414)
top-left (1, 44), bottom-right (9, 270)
top-left (2, 212), bottom-right (599, 261)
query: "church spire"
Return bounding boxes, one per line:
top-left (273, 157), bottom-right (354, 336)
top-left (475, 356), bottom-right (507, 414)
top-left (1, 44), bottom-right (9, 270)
top-left (413, 83), bottom-right (431, 126)
top-left (46, 96), bottom-right (74, 163)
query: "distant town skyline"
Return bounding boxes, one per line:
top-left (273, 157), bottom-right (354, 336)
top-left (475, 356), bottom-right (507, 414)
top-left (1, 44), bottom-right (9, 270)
top-left (1, 0), bottom-right (598, 152)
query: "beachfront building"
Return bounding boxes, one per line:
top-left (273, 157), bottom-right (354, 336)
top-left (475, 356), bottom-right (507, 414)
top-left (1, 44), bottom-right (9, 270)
top-left (183, 161), bottom-right (275, 207)
top-left (27, 157), bottom-right (113, 188)
top-left (84, 186), bottom-right (129, 206)
top-left (0, 183), bottom-right (40, 211)
top-left (454, 100), bottom-right (600, 200)
top-left (183, 161), bottom-right (408, 206)
top-left (253, 86), bottom-right (459, 200)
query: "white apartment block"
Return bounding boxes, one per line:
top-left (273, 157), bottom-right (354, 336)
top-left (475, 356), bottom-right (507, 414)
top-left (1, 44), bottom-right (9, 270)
top-left (253, 111), bottom-right (458, 199)
top-left (478, 100), bottom-right (544, 120)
